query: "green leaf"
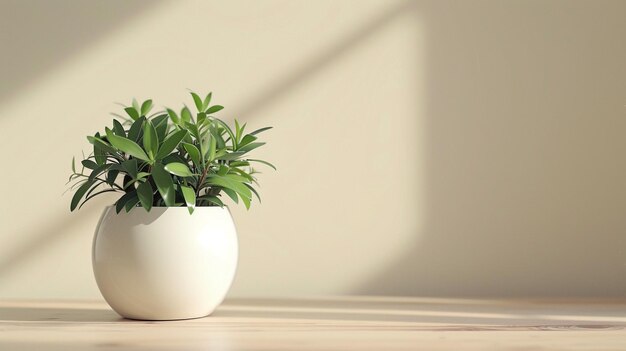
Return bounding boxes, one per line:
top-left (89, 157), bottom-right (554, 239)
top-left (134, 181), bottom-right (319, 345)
top-left (239, 122), bottom-right (247, 138)
top-left (249, 126), bottom-right (273, 136)
top-left (121, 159), bottom-right (138, 179)
top-left (137, 171), bottom-right (150, 179)
top-left (164, 162), bottom-right (194, 177)
top-left (217, 164), bottom-right (229, 176)
top-left (152, 163), bottom-right (176, 206)
top-left (123, 177), bottom-right (139, 190)
top-left (238, 142), bottom-right (265, 153)
top-left (167, 108), bottom-right (180, 125)
top-left (106, 129), bottom-right (150, 162)
top-left (115, 190), bottom-right (136, 213)
top-left (106, 169), bottom-right (119, 185)
top-left (136, 181), bottom-right (154, 212)
top-left (83, 180), bottom-right (104, 199)
top-left (197, 112), bottom-right (207, 125)
top-left (214, 119), bottom-right (235, 144)
top-left (230, 167), bottom-right (255, 182)
top-left (248, 158), bottom-right (277, 170)
top-left (87, 136), bottom-right (117, 155)
top-left (213, 149), bottom-right (226, 159)
top-left (199, 131), bottom-right (209, 161)
top-left (198, 194), bottom-right (223, 207)
top-left (223, 183), bottom-right (247, 209)
top-left (70, 179), bottom-right (95, 211)
top-left (229, 160), bottom-right (250, 167)
top-left (180, 185), bottom-right (196, 214)
top-left (182, 143), bottom-right (201, 167)
top-left (124, 107), bottom-right (139, 121)
top-left (92, 132), bottom-right (109, 165)
top-left (207, 175), bottom-right (251, 200)
top-left (122, 174), bottom-right (133, 191)
top-left (142, 119), bottom-right (159, 160)
top-left (81, 159), bottom-right (98, 170)
top-left (88, 163), bottom-right (111, 181)
top-left (93, 143), bottom-right (106, 165)
top-left (70, 93), bottom-right (274, 213)
top-left (206, 105), bottom-right (224, 114)
top-left (203, 92), bottom-right (212, 110)
top-left (235, 120), bottom-right (247, 145)
top-left (127, 116), bottom-right (145, 142)
top-left (112, 119), bottom-right (126, 137)
top-left (132, 98), bottom-right (140, 112)
top-left (208, 135), bottom-right (217, 161)
top-left (238, 134), bottom-right (258, 148)
top-left (108, 164), bottom-right (126, 172)
top-left (80, 180), bottom-right (103, 201)
top-left (207, 196), bottom-right (223, 207)
top-left (152, 114), bottom-right (169, 141)
top-left (140, 99), bottom-right (153, 116)
top-left (156, 129), bottom-right (187, 160)
top-left (240, 191), bottom-right (251, 209)
top-left (235, 119), bottom-right (242, 144)
top-left (225, 173), bottom-right (250, 183)
top-left (245, 183), bottom-right (262, 203)
top-left (162, 153), bottom-right (187, 165)
top-left (191, 92), bottom-right (204, 112)
top-left (125, 194), bottom-right (140, 212)
top-left (69, 178), bottom-right (87, 191)
top-left (209, 126), bottom-right (226, 149)
top-left (216, 151), bottom-right (245, 161)
top-left (181, 106), bottom-right (192, 123)
top-left (186, 122), bottom-right (200, 139)
top-left (221, 188), bottom-right (238, 203)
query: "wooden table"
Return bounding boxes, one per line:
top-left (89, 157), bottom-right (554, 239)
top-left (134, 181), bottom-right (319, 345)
top-left (1, 297), bottom-right (626, 350)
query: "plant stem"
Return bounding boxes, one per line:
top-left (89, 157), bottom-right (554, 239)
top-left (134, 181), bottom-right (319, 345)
top-left (196, 163), bottom-right (210, 197)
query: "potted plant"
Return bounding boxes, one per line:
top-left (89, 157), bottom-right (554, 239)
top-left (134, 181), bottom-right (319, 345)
top-left (67, 91), bottom-right (275, 320)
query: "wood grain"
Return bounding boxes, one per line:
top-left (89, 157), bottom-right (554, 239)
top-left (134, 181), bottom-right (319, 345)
top-left (1, 297), bottom-right (626, 350)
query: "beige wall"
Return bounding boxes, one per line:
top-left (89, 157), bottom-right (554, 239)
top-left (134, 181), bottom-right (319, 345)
top-left (0, 0), bottom-right (625, 299)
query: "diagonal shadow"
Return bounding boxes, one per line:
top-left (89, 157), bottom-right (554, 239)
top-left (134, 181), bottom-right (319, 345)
top-left (4, 298), bottom-right (625, 326)
top-left (0, 0), bottom-right (167, 107)
top-left (233, 0), bottom-right (415, 118)
top-left (0, 1), bottom-right (415, 282)
top-left (5, 0), bottom-right (625, 301)
top-left (215, 297), bottom-right (626, 326)
top-left (355, 0), bottom-right (626, 298)
top-left (0, 196), bottom-right (112, 278)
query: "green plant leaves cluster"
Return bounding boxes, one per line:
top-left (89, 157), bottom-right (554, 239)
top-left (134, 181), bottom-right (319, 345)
top-left (68, 92), bottom-right (275, 214)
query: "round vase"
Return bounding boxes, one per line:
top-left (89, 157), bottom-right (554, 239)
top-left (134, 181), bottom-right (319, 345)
top-left (92, 206), bottom-right (238, 320)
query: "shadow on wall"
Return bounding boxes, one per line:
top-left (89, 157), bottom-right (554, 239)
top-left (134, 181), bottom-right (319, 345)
top-left (1, 0), bottom-right (625, 298)
top-left (232, 1), bottom-right (415, 118)
top-left (0, 0), bottom-right (165, 104)
top-left (0, 0), bottom-right (417, 284)
top-left (357, 0), bottom-right (626, 297)
top-left (0, 0), bottom-right (164, 280)
top-left (0, 197), bottom-right (111, 278)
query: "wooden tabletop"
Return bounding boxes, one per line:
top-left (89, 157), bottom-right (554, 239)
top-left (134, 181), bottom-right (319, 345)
top-left (1, 296), bottom-right (626, 350)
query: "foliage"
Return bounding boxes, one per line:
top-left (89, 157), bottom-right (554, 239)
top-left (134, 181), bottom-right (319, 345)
top-left (68, 92), bottom-right (275, 214)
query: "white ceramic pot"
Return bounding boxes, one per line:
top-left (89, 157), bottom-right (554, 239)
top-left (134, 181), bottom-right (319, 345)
top-left (92, 206), bottom-right (238, 320)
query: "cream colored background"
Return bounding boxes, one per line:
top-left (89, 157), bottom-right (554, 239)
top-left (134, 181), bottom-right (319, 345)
top-left (0, 0), bottom-right (625, 299)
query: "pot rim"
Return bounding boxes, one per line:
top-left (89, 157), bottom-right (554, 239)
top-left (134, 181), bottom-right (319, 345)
top-left (103, 205), bottom-right (231, 211)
